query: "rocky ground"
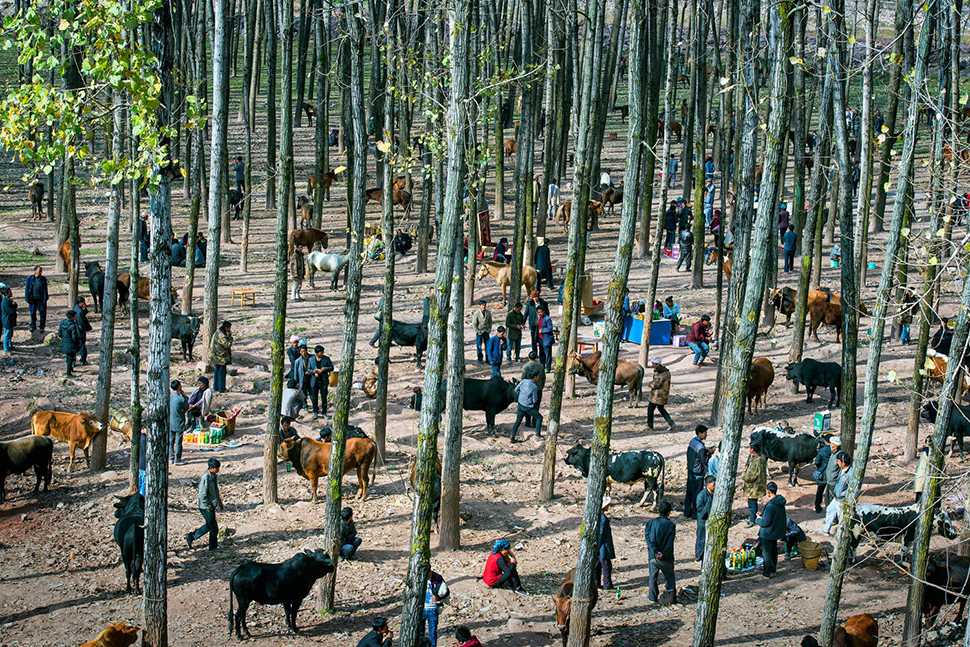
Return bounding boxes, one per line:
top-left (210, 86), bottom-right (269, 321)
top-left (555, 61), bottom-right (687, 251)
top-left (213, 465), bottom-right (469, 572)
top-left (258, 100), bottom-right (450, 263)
top-left (0, 108), bottom-right (967, 647)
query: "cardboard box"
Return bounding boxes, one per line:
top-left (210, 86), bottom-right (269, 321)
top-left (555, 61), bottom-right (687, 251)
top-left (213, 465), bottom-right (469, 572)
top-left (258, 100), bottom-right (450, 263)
top-left (672, 335), bottom-right (688, 348)
top-left (813, 411), bottom-right (831, 432)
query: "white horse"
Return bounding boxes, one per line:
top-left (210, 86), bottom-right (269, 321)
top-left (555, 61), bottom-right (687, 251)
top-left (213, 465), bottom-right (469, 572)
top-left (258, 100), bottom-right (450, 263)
top-left (307, 250), bottom-right (353, 291)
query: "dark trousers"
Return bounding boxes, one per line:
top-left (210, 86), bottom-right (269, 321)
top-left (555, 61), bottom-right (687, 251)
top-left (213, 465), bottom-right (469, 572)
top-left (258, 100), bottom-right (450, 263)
top-left (762, 538), bottom-right (778, 576)
top-left (648, 403), bottom-right (674, 429)
top-left (169, 431), bottom-right (183, 463)
top-left (28, 302), bottom-right (47, 331)
top-left (596, 557), bottom-right (614, 589)
top-left (695, 520), bottom-right (707, 561)
top-left (684, 475), bottom-right (701, 518)
top-left (539, 343), bottom-right (553, 370)
top-left (540, 266), bottom-right (555, 290)
top-left (510, 404), bottom-right (542, 440)
top-left (488, 561), bottom-right (522, 591)
top-left (664, 228), bottom-right (675, 251)
top-left (507, 337), bottom-right (522, 361)
top-left (747, 498), bottom-right (759, 524)
top-left (530, 330), bottom-right (539, 357)
top-left (214, 364), bottom-right (227, 392)
top-left (310, 381), bottom-right (328, 415)
top-left (786, 530), bottom-right (807, 555)
top-left (340, 537), bottom-right (362, 558)
top-left (76, 335), bottom-right (88, 363)
top-left (191, 507), bottom-right (218, 550)
top-left (677, 246), bottom-right (693, 271)
top-left (65, 353), bottom-right (76, 375)
top-left (784, 250), bottom-right (796, 273)
top-left (814, 483), bottom-right (827, 512)
top-left (140, 242), bottom-right (149, 262)
top-left (490, 362), bottom-right (503, 378)
top-left (648, 558), bottom-right (676, 601)
top-left (475, 333), bottom-right (488, 361)
top-left (236, 179), bottom-right (245, 194)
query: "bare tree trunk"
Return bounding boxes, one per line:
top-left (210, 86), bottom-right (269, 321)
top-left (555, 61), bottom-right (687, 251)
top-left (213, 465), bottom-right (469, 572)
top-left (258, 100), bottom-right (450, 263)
top-left (690, 0), bottom-right (709, 289)
top-left (264, 0), bottom-right (277, 210)
top-left (313, 0), bottom-right (330, 229)
top-left (128, 114), bottom-right (142, 493)
top-left (854, 0), bottom-right (877, 286)
top-left (508, 0), bottom-right (536, 308)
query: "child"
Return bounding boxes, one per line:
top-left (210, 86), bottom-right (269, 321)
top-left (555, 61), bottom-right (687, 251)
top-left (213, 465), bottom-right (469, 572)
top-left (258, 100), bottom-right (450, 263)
top-left (186, 458), bottom-right (224, 551)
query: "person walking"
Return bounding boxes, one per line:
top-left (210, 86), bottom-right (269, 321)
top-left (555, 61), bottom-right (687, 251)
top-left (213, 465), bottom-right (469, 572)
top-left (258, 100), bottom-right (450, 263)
top-left (534, 238), bottom-right (555, 289)
top-left (486, 326), bottom-right (507, 378)
top-left (645, 500), bottom-right (677, 603)
top-left (695, 475), bottom-right (715, 561)
top-left (1, 286), bottom-right (17, 356)
top-left (424, 570), bottom-right (449, 646)
top-left (663, 202), bottom-right (678, 252)
top-left (521, 353), bottom-right (545, 428)
top-left (138, 212), bottom-right (150, 262)
top-left (899, 290), bottom-right (918, 344)
top-left (505, 303), bottom-right (525, 362)
top-left (186, 458), bottom-right (224, 551)
top-left (58, 309), bottom-right (81, 376)
top-left (308, 345), bottom-right (334, 419)
top-left (704, 156), bottom-right (716, 182)
top-left (472, 300), bottom-right (492, 363)
top-left (742, 444), bottom-right (768, 527)
top-left (509, 371), bottom-right (542, 442)
top-left (71, 296), bottom-right (92, 365)
top-left (756, 482), bottom-right (787, 578)
top-left (824, 437), bottom-right (843, 506)
top-left (536, 306), bottom-right (555, 370)
top-left (290, 243), bottom-right (305, 302)
top-left (687, 314), bottom-right (713, 366)
top-left (783, 226), bottom-right (797, 273)
top-left (823, 450), bottom-right (853, 535)
top-left (813, 434), bottom-right (834, 513)
top-left (684, 425), bottom-right (710, 519)
top-left (647, 356), bottom-right (675, 431)
top-left (211, 321), bottom-right (233, 393)
top-left (667, 157), bottom-right (678, 187)
top-left (778, 203), bottom-right (791, 241)
top-left (233, 155), bottom-right (245, 194)
top-left (524, 290), bottom-right (549, 358)
top-left (169, 380), bottom-right (189, 465)
top-left (24, 266), bottom-right (48, 332)
top-left (677, 227), bottom-right (694, 272)
top-left (597, 498), bottom-right (616, 590)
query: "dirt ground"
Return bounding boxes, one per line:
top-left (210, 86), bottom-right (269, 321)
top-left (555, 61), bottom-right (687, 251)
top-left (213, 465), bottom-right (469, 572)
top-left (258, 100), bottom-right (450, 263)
top-left (0, 106), bottom-right (966, 647)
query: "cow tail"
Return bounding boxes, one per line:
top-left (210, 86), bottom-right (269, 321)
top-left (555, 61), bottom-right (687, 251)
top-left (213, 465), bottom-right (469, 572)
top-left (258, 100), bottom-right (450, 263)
top-left (659, 457), bottom-right (666, 500)
top-left (228, 567), bottom-right (237, 635)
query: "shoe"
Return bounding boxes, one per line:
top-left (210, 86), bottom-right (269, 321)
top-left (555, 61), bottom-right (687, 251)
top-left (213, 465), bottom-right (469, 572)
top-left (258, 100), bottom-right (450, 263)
top-left (535, 433), bottom-right (543, 440)
top-left (762, 573), bottom-right (773, 579)
top-left (647, 425), bottom-right (655, 431)
top-left (185, 533), bottom-right (194, 549)
top-left (509, 436), bottom-right (519, 444)
top-left (815, 507), bottom-right (823, 513)
top-left (668, 423), bottom-right (676, 431)
top-left (312, 413), bottom-right (319, 420)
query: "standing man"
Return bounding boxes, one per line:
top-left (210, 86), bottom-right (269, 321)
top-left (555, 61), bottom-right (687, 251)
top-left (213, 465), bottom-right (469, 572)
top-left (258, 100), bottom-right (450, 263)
top-left (524, 290), bottom-right (549, 358)
top-left (58, 310), bottom-right (80, 376)
top-left (695, 475), bottom-right (715, 561)
top-left (24, 266), bottom-right (48, 332)
top-left (677, 224), bottom-right (694, 272)
top-left (663, 202), bottom-right (678, 252)
top-left (308, 345), bottom-right (334, 419)
top-left (704, 179), bottom-right (716, 226)
top-left (645, 500), bottom-right (677, 603)
top-left (778, 202), bottom-right (791, 241)
top-left (486, 326), bottom-right (507, 378)
top-left (813, 433), bottom-right (834, 513)
top-left (0, 286), bottom-right (17, 356)
top-left (534, 237), bottom-right (554, 289)
top-left (138, 212), bottom-right (150, 262)
top-left (211, 321), bottom-right (233, 393)
top-left (472, 300), bottom-right (492, 364)
top-left (824, 437), bottom-right (843, 506)
top-left (756, 482), bottom-right (787, 578)
top-left (647, 356), bottom-right (675, 431)
top-left (667, 156), bottom-right (678, 188)
top-left (169, 380), bottom-right (189, 465)
top-left (290, 243), bottom-right (305, 302)
top-left (783, 226), bottom-right (797, 273)
top-left (72, 296), bottom-right (92, 365)
top-left (234, 155), bottom-right (245, 194)
top-left (509, 370), bottom-right (542, 442)
top-left (287, 335), bottom-right (302, 376)
top-left (684, 425), bottom-right (709, 519)
top-left (505, 303), bottom-right (525, 362)
top-left (742, 444), bottom-right (768, 527)
top-left (597, 497), bottom-right (616, 590)
top-left (536, 306), bottom-right (555, 371)
top-left (186, 458), bottom-right (224, 551)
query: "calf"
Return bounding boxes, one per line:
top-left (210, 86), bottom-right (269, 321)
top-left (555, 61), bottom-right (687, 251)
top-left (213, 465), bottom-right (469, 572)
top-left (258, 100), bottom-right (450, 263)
top-left (170, 313), bottom-right (202, 362)
top-left (921, 401), bottom-right (970, 458)
top-left (848, 503), bottom-right (957, 561)
top-left (29, 181), bottom-right (45, 220)
top-left (565, 444), bottom-right (665, 507)
top-left (413, 377), bottom-right (518, 436)
top-left (769, 287), bottom-right (797, 326)
top-left (802, 614), bottom-right (878, 647)
top-left (568, 351), bottom-right (643, 407)
top-left (747, 358), bottom-right (774, 414)
top-left (504, 137), bottom-right (517, 160)
top-left (278, 436), bottom-right (377, 502)
top-left (31, 410), bottom-right (104, 471)
top-left (228, 549), bottom-right (334, 640)
top-left (785, 358), bottom-right (842, 407)
top-left (228, 188), bottom-right (243, 220)
top-left (749, 426), bottom-right (822, 486)
top-left (0, 435), bottom-right (53, 504)
top-left (79, 622), bottom-right (140, 647)
top-left (112, 493), bottom-right (144, 593)
top-left (552, 568), bottom-right (598, 647)
top-left (809, 301), bottom-right (843, 342)
top-left (924, 555), bottom-right (970, 628)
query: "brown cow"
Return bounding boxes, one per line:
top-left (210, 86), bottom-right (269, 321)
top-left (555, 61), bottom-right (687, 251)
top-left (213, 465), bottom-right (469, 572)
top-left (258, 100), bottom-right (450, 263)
top-left (926, 352), bottom-right (970, 401)
top-left (278, 436), bottom-right (376, 502)
top-left (809, 301), bottom-right (843, 342)
top-left (657, 119), bottom-right (683, 143)
top-left (287, 227), bottom-right (329, 259)
top-left (59, 240), bottom-right (72, 269)
top-left (747, 358), bottom-right (774, 414)
top-left (603, 184), bottom-right (623, 215)
top-left (552, 568), bottom-right (598, 647)
top-left (802, 614), bottom-right (877, 647)
top-left (79, 622), bottom-right (140, 647)
top-left (568, 351), bottom-right (644, 407)
top-left (118, 273), bottom-right (179, 305)
top-left (31, 411), bottom-right (104, 471)
top-left (769, 287), bottom-right (797, 326)
top-left (365, 187), bottom-right (412, 215)
top-left (504, 137), bottom-right (517, 159)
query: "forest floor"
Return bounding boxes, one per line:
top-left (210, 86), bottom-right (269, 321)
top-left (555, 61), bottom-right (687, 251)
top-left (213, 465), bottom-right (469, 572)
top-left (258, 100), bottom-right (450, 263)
top-left (0, 111), bottom-right (967, 647)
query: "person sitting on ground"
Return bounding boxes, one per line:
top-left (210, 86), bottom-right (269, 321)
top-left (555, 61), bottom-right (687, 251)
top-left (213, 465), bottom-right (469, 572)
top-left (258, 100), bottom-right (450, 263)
top-left (493, 237), bottom-right (510, 263)
top-left (774, 419), bottom-right (795, 435)
top-left (281, 378), bottom-right (305, 423)
top-left (356, 617), bottom-right (393, 647)
top-left (278, 417), bottom-right (298, 448)
top-left (663, 296), bottom-right (681, 334)
top-left (482, 539), bottom-right (525, 593)
top-left (171, 239), bottom-right (186, 267)
top-left (784, 515), bottom-right (807, 559)
top-left (451, 626), bottom-right (483, 647)
top-left (394, 229), bottom-right (413, 256)
top-left (186, 375), bottom-right (212, 429)
top-left (340, 507), bottom-right (363, 559)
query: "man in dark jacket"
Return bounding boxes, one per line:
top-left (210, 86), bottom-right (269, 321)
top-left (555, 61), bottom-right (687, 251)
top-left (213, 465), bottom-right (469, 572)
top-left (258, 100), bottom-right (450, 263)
top-left (524, 290), bottom-right (549, 358)
top-left (340, 507), bottom-right (363, 559)
top-left (534, 237), bottom-right (554, 289)
top-left (695, 475), bottom-right (715, 561)
top-left (645, 500), bottom-right (676, 603)
top-left (25, 266), bottom-right (49, 332)
top-left (663, 202), bottom-right (678, 252)
top-left (138, 212), bottom-right (150, 261)
top-left (72, 296), bottom-right (92, 365)
top-left (356, 617), bottom-right (393, 647)
top-left (234, 155), bottom-right (245, 194)
top-left (756, 482), bottom-right (787, 578)
top-left (597, 498), bottom-right (616, 590)
top-left (684, 425), bottom-right (710, 519)
top-left (1, 286), bottom-right (17, 356)
top-left (505, 303), bottom-right (525, 362)
top-left (308, 345), bottom-right (334, 419)
top-left (59, 309), bottom-right (81, 376)
top-left (169, 380), bottom-right (189, 465)
top-left (813, 434), bottom-right (834, 513)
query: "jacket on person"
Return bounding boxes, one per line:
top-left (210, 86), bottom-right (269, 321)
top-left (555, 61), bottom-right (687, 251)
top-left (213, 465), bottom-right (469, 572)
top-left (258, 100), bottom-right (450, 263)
top-left (290, 249), bottom-right (305, 282)
top-left (664, 303), bottom-right (681, 322)
top-left (340, 518), bottom-right (358, 546)
top-left (486, 334), bottom-right (507, 364)
top-left (645, 515), bottom-right (676, 560)
top-left (482, 552), bottom-right (511, 586)
top-left (833, 466), bottom-right (852, 500)
top-left (515, 378), bottom-right (540, 409)
top-left (58, 317), bottom-right (80, 354)
top-left (292, 354), bottom-right (310, 389)
top-left (171, 242), bottom-right (186, 266)
top-left (687, 436), bottom-right (709, 477)
top-left (825, 452), bottom-right (842, 488)
top-left (456, 638), bottom-right (483, 647)
top-left (664, 207), bottom-right (678, 231)
top-left (1, 296), bottom-right (16, 330)
top-left (783, 230), bottom-right (798, 251)
top-left (650, 365), bottom-right (671, 405)
top-left (355, 631), bottom-right (392, 647)
top-left (472, 308), bottom-right (493, 335)
top-left (198, 469), bottom-right (223, 510)
top-left (524, 298), bottom-right (550, 330)
top-left (814, 444), bottom-right (832, 478)
top-left (281, 386), bottom-right (305, 419)
top-left (308, 354), bottom-right (334, 388)
top-left (687, 321), bottom-right (710, 344)
top-left (72, 304), bottom-right (92, 335)
top-left (599, 513), bottom-right (616, 560)
top-left (742, 453), bottom-right (768, 499)
top-left (212, 329), bottom-right (233, 365)
top-left (169, 391), bottom-right (189, 433)
top-left (696, 487), bottom-right (713, 522)
top-left (534, 244), bottom-right (552, 271)
top-left (24, 275), bottom-right (48, 304)
top-left (537, 314), bottom-right (554, 346)
top-left (505, 310), bottom-right (525, 340)
top-left (757, 494), bottom-right (788, 541)
top-left (188, 386), bottom-right (213, 419)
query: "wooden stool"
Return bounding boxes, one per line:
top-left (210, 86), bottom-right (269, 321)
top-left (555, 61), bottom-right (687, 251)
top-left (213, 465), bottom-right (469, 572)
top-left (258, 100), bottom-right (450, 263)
top-left (577, 337), bottom-right (602, 355)
top-left (231, 289), bottom-right (256, 307)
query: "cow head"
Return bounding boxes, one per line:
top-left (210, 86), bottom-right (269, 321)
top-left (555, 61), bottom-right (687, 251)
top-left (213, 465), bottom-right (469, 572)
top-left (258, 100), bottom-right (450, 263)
top-left (186, 316), bottom-right (203, 340)
top-left (114, 493), bottom-right (144, 519)
top-left (937, 509), bottom-right (959, 540)
top-left (785, 363), bottom-right (802, 382)
top-left (564, 444), bottom-right (591, 477)
top-left (79, 413), bottom-right (104, 434)
top-left (96, 622), bottom-right (140, 647)
top-left (922, 401), bottom-right (940, 424)
top-left (301, 548), bottom-right (335, 578)
top-left (568, 352), bottom-right (583, 375)
top-left (84, 261), bottom-right (103, 278)
top-left (277, 436), bottom-right (301, 462)
top-left (769, 289), bottom-right (783, 308)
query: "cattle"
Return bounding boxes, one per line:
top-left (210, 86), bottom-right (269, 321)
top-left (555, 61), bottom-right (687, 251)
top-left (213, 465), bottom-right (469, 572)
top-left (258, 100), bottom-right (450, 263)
top-left (170, 313), bottom-right (203, 362)
top-left (809, 301), bottom-right (843, 342)
top-left (112, 493), bottom-right (144, 593)
top-left (747, 358), bottom-right (774, 414)
top-left (504, 136), bottom-right (517, 160)
top-left (29, 181), bottom-right (45, 220)
top-left (925, 351), bottom-right (970, 401)
top-left (413, 376), bottom-right (518, 437)
top-left (117, 273), bottom-right (177, 307)
top-left (552, 568), bottom-right (598, 647)
top-left (564, 444), bottom-right (665, 507)
top-left (374, 317), bottom-right (428, 366)
top-left (79, 622), bottom-right (140, 647)
top-left (278, 435), bottom-right (377, 502)
top-left (657, 119), bottom-right (683, 143)
top-left (801, 614), bottom-right (878, 647)
top-left (556, 200), bottom-right (604, 234)
top-left (318, 425), bottom-right (368, 443)
top-left (228, 188), bottom-right (243, 220)
top-left (848, 503), bottom-right (957, 561)
top-left (603, 184), bottom-right (623, 215)
top-left (85, 261), bottom-right (131, 314)
top-left (924, 555), bottom-right (970, 628)
top-left (568, 351), bottom-right (644, 407)
top-left (31, 410), bottom-right (105, 471)
top-left (0, 435), bottom-right (53, 504)
top-left (297, 195), bottom-right (312, 229)
top-left (228, 549), bottom-right (334, 640)
top-left (616, 105), bottom-right (629, 120)
top-left (921, 401), bottom-right (970, 458)
top-left (59, 239), bottom-right (72, 269)
top-left (785, 358), bottom-right (842, 407)
top-left (769, 287), bottom-right (797, 326)
top-left (749, 426), bottom-right (823, 486)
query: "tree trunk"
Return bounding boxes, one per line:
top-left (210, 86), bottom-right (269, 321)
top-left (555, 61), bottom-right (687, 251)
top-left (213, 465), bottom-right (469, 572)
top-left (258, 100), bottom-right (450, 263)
top-left (264, 0), bottom-right (277, 210)
top-left (313, 0), bottom-right (330, 229)
top-left (854, 0), bottom-right (878, 287)
top-left (128, 169), bottom-right (142, 494)
top-left (508, 0), bottom-right (536, 308)
top-left (294, 0), bottom-right (310, 127)
top-left (690, 0), bottom-right (709, 289)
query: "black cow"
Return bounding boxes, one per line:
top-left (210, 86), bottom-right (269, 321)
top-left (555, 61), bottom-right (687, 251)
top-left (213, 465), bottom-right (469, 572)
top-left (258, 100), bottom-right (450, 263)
top-left (749, 426), bottom-right (823, 486)
top-left (228, 189), bottom-right (244, 220)
top-left (924, 555), bottom-right (970, 628)
top-left (771, 287), bottom-right (797, 326)
top-left (170, 313), bottom-right (203, 362)
top-left (921, 401), bottom-right (970, 458)
top-left (228, 549), bottom-right (335, 640)
top-left (113, 493), bottom-right (144, 594)
top-left (84, 260), bottom-right (130, 314)
top-left (848, 503), bottom-right (957, 561)
top-left (318, 425), bottom-right (368, 442)
top-left (374, 317), bottom-right (428, 366)
top-left (29, 181), bottom-right (45, 219)
top-left (564, 444), bottom-right (665, 508)
top-left (785, 358), bottom-right (842, 407)
top-left (413, 377), bottom-right (518, 437)
top-left (0, 435), bottom-right (53, 504)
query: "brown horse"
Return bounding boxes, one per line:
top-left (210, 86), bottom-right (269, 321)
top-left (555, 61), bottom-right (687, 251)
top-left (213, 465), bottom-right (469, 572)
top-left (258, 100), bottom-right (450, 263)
top-left (298, 195), bottom-right (312, 229)
top-left (308, 171), bottom-right (338, 201)
top-left (704, 247), bottom-right (732, 280)
top-left (475, 261), bottom-right (538, 305)
top-left (365, 187), bottom-right (412, 215)
top-left (556, 200), bottom-right (603, 233)
top-left (288, 227), bottom-right (329, 258)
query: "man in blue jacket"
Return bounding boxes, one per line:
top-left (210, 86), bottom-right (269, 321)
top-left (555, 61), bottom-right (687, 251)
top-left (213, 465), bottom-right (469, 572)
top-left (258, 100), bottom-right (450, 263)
top-left (695, 475), bottom-right (715, 561)
top-left (24, 266), bottom-right (48, 332)
top-left (645, 501), bottom-right (677, 603)
top-left (486, 326), bottom-right (507, 378)
top-left (1, 286), bottom-right (17, 356)
top-left (756, 481), bottom-right (787, 578)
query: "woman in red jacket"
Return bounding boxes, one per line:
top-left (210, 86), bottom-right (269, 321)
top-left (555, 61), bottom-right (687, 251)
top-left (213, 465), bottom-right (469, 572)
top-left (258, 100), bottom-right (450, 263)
top-left (482, 539), bottom-right (525, 592)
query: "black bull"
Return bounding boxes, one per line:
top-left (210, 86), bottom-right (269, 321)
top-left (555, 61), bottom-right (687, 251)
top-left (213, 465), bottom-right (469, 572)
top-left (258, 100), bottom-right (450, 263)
top-left (411, 376), bottom-right (518, 436)
top-left (372, 316), bottom-right (428, 366)
top-left (564, 444), bottom-right (665, 507)
top-left (749, 427), bottom-right (824, 486)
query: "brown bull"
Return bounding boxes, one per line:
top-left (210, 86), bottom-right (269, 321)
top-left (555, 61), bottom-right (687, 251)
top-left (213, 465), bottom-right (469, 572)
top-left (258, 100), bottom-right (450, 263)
top-left (31, 411), bottom-right (104, 471)
top-left (603, 184), bottom-right (623, 215)
top-left (552, 568), bottom-right (598, 647)
top-left (278, 436), bottom-right (376, 502)
top-left (747, 358), bottom-right (774, 414)
top-left (568, 351), bottom-right (644, 407)
top-left (118, 273), bottom-right (179, 305)
top-left (809, 301), bottom-right (843, 342)
top-left (926, 353), bottom-right (970, 401)
top-left (657, 118), bottom-right (683, 143)
top-left (287, 227), bottom-right (329, 259)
